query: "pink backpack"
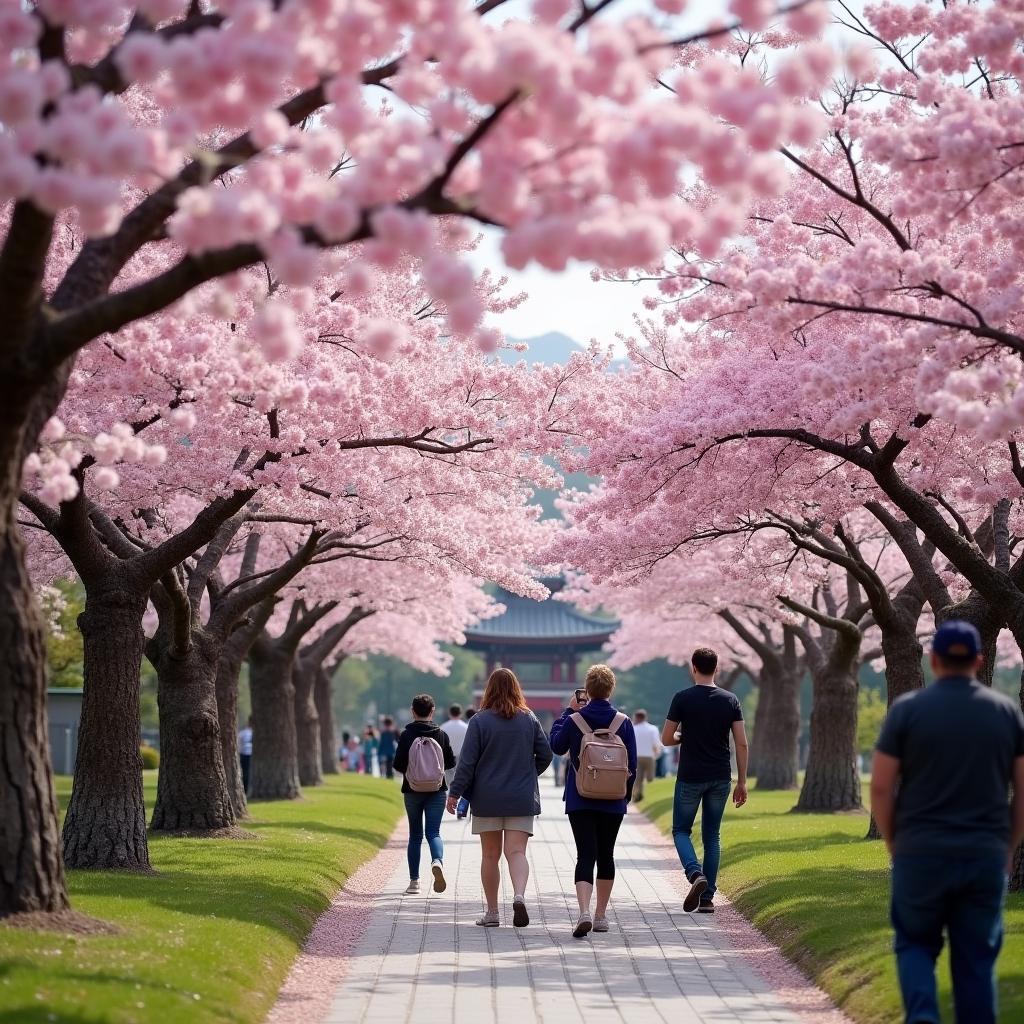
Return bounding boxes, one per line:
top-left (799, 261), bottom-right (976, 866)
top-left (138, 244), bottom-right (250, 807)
top-left (406, 735), bottom-right (445, 792)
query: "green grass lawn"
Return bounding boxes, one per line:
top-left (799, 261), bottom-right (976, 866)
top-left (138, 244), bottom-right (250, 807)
top-left (0, 773), bottom-right (403, 1024)
top-left (643, 779), bottom-right (1024, 1023)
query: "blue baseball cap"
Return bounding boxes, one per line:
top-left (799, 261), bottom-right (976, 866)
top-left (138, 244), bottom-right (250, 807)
top-left (932, 620), bottom-right (982, 659)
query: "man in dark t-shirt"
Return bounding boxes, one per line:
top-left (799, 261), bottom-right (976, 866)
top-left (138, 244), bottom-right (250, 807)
top-left (662, 646), bottom-right (748, 914)
top-left (873, 620), bottom-right (1024, 1024)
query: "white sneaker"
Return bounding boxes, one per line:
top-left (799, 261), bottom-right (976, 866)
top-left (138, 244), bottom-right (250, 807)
top-left (573, 912), bottom-right (592, 939)
top-left (431, 860), bottom-right (447, 893)
top-left (476, 909), bottom-right (500, 927)
top-left (404, 879), bottom-right (419, 895)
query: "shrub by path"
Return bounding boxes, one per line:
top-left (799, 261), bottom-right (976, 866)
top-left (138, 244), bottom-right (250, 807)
top-left (0, 773), bottom-right (403, 1024)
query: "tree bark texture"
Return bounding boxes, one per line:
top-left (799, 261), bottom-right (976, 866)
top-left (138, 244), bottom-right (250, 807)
top-left (147, 629), bottom-right (234, 833)
top-left (248, 644), bottom-right (302, 800)
top-left (746, 667), bottom-right (773, 781)
top-left (796, 660), bottom-right (862, 812)
top-left (0, 505), bottom-right (69, 915)
top-left (62, 587), bottom-right (150, 870)
top-left (315, 664), bottom-right (339, 776)
top-left (938, 590), bottom-right (1000, 687)
top-left (293, 659), bottom-right (323, 788)
top-left (751, 664), bottom-right (801, 791)
top-left (216, 637), bottom-right (250, 818)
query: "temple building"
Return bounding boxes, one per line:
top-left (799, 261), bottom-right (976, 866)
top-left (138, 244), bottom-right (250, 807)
top-left (464, 578), bottom-right (618, 728)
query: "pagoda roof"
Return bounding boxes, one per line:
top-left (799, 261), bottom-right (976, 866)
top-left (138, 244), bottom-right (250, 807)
top-left (464, 578), bottom-right (618, 651)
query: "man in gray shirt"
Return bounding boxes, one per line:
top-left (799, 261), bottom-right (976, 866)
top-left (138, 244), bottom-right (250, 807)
top-left (872, 621), bottom-right (1024, 1024)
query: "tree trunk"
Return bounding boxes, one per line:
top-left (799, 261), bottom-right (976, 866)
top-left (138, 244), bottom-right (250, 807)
top-left (751, 665), bottom-right (801, 791)
top-left (62, 588), bottom-right (150, 870)
top-left (747, 667), bottom-right (773, 780)
top-left (148, 631), bottom-right (234, 833)
top-left (796, 664), bottom-right (861, 813)
top-left (294, 659), bottom-right (322, 787)
top-left (881, 622), bottom-right (925, 707)
top-left (866, 611), bottom-right (926, 840)
top-left (248, 646), bottom-right (301, 800)
top-left (938, 590), bottom-right (1000, 686)
top-left (216, 637), bottom-right (250, 819)
top-left (0, 505), bottom-right (69, 916)
top-left (315, 665), bottom-right (339, 776)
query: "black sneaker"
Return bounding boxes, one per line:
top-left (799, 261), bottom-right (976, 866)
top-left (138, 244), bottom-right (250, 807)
top-left (683, 873), bottom-right (708, 913)
top-left (697, 900), bottom-right (715, 914)
top-left (512, 897), bottom-right (530, 927)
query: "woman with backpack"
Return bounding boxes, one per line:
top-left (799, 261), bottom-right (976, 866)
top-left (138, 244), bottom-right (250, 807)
top-left (446, 669), bottom-right (552, 928)
top-left (549, 664), bottom-right (637, 939)
top-left (393, 693), bottom-right (457, 895)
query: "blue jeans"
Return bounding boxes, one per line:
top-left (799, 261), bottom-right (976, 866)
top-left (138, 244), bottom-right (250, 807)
top-left (891, 853), bottom-right (1006, 1024)
top-left (672, 778), bottom-right (731, 899)
top-left (404, 790), bottom-right (446, 879)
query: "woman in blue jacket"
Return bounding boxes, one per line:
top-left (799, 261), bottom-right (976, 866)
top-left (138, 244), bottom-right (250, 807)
top-left (550, 664), bottom-right (637, 938)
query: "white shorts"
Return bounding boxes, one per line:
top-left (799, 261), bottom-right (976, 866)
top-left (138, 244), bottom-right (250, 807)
top-left (471, 815), bottom-right (535, 836)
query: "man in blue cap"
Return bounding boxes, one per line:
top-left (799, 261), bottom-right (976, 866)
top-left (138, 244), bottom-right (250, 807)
top-left (872, 620), bottom-right (1024, 1024)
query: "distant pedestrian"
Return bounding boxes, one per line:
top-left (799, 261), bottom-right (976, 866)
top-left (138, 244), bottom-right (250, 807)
top-left (662, 647), bottom-right (748, 915)
top-left (447, 669), bottom-right (552, 927)
top-left (393, 694), bottom-right (456, 896)
top-left (550, 664), bottom-right (637, 938)
top-left (378, 717), bottom-right (400, 779)
top-left (872, 621), bottom-right (1024, 1024)
top-left (362, 725), bottom-right (379, 776)
top-left (345, 736), bottom-right (361, 772)
top-left (238, 716), bottom-right (253, 792)
top-left (631, 709), bottom-right (662, 803)
top-left (440, 702), bottom-right (469, 787)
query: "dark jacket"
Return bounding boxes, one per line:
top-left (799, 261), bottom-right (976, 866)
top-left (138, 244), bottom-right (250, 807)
top-left (450, 709), bottom-right (552, 817)
top-left (392, 720), bottom-right (456, 795)
top-left (550, 699), bottom-right (638, 815)
top-left (378, 728), bottom-right (399, 760)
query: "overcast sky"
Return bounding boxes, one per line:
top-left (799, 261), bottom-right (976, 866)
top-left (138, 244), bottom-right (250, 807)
top-left (469, 228), bottom-right (657, 347)
top-left (464, 0), bottom-right (876, 347)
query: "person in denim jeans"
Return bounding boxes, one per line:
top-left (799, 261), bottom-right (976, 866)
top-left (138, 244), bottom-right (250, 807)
top-left (662, 647), bottom-right (748, 914)
top-left (392, 694), bottom-right (457, 896)
top-left (873, 621), bottom-right (1024, 1024)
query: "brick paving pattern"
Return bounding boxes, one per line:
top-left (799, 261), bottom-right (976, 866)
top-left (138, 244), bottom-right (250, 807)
top-left (274, 779), bottom-right (852, 1024)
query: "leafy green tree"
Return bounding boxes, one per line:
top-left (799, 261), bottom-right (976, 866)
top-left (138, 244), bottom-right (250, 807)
top-left (857, 688), bottom-right (888, 758)
top-left (40, 579), bottom-right (85, 689)
top-left (333, 647), bottom-right (484, 733)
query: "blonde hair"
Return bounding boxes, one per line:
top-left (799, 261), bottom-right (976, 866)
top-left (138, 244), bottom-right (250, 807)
top-left (480, 668), bottom-right (530, 719)
top-left (585, 663), bottom-right (616, 700)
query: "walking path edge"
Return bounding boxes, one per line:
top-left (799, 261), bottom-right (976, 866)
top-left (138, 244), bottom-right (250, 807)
top-left (266, 791), bottom-right (855, 1024)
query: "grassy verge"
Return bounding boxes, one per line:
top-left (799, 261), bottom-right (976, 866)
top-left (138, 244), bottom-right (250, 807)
top-left (0, 773), bottom-right (403, 1024)
top-left (643, 779), bottom-right (1024, 1024)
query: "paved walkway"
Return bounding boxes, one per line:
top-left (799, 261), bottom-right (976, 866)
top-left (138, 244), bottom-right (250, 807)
top-left (269, 780), bottom-right (852, 1024)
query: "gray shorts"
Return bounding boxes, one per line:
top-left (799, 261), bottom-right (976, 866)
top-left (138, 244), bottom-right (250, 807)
top-left (471, 815), bottom-right (535, 836)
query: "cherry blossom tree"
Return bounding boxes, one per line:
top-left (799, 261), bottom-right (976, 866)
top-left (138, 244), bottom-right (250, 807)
top-left (2, 0), bottom-right (837, 916)
top-left (293, 572), bottom-right (498, 786)
top-left (566, 552), bottom-right (806, 790)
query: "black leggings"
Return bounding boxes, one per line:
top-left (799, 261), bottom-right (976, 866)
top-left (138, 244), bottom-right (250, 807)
top-left (568, 810), bottom-right (624, 884)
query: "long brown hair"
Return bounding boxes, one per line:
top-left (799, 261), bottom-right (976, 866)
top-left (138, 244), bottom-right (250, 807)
top-left (479, 668), bottom-right (529, 720)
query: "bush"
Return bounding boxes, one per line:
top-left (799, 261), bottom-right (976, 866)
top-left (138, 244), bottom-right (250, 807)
top-left (140, 744), bottom-right (160, 770)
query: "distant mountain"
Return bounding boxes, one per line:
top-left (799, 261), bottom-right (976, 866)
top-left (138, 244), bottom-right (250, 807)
top-left (501, 331), bottom-right (585, 366)
top-left (501, 330), bottom-right (630, 372)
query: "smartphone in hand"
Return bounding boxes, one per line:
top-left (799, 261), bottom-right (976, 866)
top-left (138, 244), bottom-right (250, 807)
top-left (574, 688), bottom-right (588, 706)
